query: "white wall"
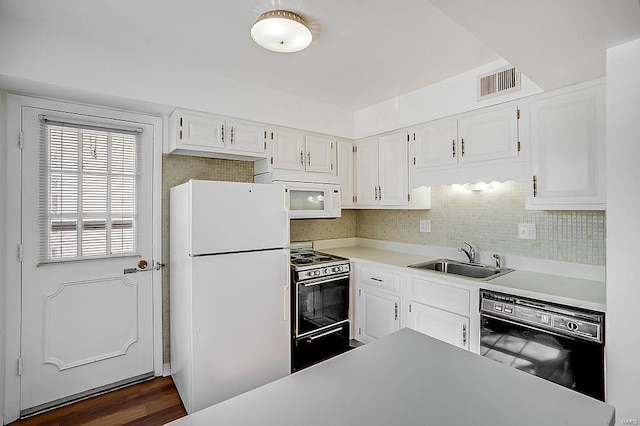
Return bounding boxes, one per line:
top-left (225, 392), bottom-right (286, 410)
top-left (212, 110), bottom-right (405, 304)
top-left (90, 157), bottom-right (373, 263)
top-left (0, 91), bottom-right (7, 425)
top-left (354, 59), bottom-right (543, 138)
top-left (606, 38), bottom-right (640, 422)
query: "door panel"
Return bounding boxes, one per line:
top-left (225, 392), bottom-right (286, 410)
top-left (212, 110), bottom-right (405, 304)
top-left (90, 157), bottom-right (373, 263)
top-left (409, 302), bottom-right (469, 350)
top-left (20, 105), bottom-right (156, 413)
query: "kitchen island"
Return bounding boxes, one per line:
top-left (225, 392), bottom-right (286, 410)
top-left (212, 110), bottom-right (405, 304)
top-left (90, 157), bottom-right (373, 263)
top-left (169, 328), bottom-right (614, 426)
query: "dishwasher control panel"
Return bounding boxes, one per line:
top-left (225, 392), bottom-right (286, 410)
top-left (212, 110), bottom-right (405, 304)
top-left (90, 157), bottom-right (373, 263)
top-left (480, 290), bottom-right (604, 343)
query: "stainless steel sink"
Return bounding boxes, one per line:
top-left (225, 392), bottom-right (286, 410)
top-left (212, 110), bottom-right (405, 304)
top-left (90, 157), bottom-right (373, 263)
top-left (407, 258), bottom-right (514, 281)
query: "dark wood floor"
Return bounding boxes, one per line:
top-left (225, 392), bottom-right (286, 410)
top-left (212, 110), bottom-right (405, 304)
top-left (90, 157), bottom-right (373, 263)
top-left (9, 376), bottom-right (187, 426)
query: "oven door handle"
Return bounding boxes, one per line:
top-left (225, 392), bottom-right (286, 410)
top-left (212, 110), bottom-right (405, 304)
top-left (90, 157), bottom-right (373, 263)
top-left (306, 327), bottom-right (343, 342)
top-left (302, 273), bottom-right (350, 287)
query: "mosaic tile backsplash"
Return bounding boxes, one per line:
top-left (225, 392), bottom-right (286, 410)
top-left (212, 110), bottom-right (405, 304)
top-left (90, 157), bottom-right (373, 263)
top-left (355, 182), bottom-right (606, 266)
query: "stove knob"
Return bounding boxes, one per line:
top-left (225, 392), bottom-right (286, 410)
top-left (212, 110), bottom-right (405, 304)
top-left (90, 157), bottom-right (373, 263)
top-left (333, 266), bottom-right (341, 272)
top-left (324, 268), bottom-right (331, 275)
top-left (314, 270), bottom-right (321, 276)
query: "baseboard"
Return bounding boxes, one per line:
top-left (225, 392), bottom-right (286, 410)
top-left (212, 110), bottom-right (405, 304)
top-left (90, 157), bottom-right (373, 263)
top-left (163, 362), bottom-right (171, 377)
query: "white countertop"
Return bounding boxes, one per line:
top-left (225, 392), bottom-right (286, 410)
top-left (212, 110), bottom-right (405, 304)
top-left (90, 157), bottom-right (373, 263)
top-left (317, 244), bottom-right (606, 311)
top-left (169, 328), bottom-right (614, 426)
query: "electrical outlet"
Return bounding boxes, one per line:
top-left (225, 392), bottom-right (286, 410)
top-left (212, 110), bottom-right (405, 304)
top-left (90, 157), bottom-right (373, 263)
top-left (419, 220), bottom-right (431, 233)
top-left (518, 223), bottom-right (537, 240)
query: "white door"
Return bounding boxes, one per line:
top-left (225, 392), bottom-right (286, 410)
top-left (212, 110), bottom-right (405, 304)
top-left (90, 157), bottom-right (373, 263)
top-left (411, 119), bottom-right (459, 169)
top-left (356, 287), bottom-right (400, 344)
top-left (337, 140), bottom-right (355, 207)
top-left (409, 302), bottom-right (470, 350)
top-left (355, 138), bottom-right (379, 206)
top-left (271, 129), bottom-right (305, 171)
top-left (305, 135), bottom-right (335, 174)
top-left (379, 131), bottom-right (408, 206)
top-left (227, 121), bottom-right (266, 154)
top-left (458, 105), bottom-right (519, 164)
top-left (19, 105), bottom-right (157, 413)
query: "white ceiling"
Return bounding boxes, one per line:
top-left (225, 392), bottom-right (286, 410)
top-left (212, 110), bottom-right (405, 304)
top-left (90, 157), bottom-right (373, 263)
top-left (0, 0), bottom-right (639, 111)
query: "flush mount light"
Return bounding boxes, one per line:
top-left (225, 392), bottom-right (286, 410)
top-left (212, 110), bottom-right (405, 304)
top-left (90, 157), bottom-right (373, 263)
top-left (250, 10), bottom-right (312, 53)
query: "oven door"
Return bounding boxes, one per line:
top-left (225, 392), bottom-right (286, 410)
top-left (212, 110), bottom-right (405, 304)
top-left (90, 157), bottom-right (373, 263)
top-left (480, 314), bottom-right (605, 401)
top-left (294, 274), bottom-right (349, 339)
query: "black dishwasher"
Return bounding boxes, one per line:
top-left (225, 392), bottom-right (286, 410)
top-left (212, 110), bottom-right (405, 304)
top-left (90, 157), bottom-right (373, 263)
top-left (479, 289), bottom-right (605, 401)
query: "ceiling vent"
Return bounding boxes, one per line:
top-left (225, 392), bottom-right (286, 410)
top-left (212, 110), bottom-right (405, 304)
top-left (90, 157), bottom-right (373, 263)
top-left (477, 66), bottom-right (521, 101)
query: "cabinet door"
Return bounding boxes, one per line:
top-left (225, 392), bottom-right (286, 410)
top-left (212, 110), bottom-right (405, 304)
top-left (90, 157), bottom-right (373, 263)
top-left (458, 105), bottom-right (519, 164)
top-left (528, 84), bottom-right (605, 209)
top-left (379, 132), bottom-right (409, 206)
top-left (408, 302), bottom-right (469, 350)
top-left (411, 120), bottom-right (458, 169)
top-left (177, 112), bottom-right (225, 150)
top-left (228, 121), bottom-right (266, 154)
top-left (305, 135), bottom-right (335, 174)
top-left (356, 287), bottom-right (400, 344)
top-left (355, 138), bottom-right (379, 206)
top-left (271, 129), bottom-right (305, 171)
top-left (337, 140), bottom-right (355, 207)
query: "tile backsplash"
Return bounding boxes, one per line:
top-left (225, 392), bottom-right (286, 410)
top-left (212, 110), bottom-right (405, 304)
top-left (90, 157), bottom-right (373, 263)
top-left (355, 181), bottom-right (606, 266)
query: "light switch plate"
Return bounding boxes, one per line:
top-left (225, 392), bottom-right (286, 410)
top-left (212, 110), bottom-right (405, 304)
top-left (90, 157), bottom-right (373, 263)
top-left (518, 223), bottom-right (537, 240)
top-left (420, 220), bottom-right (431, 233)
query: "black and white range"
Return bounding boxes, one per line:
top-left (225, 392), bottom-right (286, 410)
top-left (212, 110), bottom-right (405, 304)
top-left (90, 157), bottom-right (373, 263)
top-left (290, 248), bottom-right (351, 372)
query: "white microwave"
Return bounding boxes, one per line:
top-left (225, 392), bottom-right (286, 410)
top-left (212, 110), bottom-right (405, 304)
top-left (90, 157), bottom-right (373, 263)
top-left (283, 181), bottom-right (341, 219)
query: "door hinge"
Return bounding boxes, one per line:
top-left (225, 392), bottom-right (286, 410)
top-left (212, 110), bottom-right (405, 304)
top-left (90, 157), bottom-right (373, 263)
top-left (408, 193), bottom-right (411, 202)
top-left (270, 157), bottom-right (274, 165)
top-left (358, 327), bottom-right (362, 335)
top-left (264, 141), bottom-right (267, 150)
top-left (353, 195), bottom-right (357, 203)
top-left (19, 131), bottom-right (24, 149)
top-left (331, 142), bottom-right (334, 149)
top-left (406, 134), bottom-right (409, 142)
top-left (358, 288), bottom-right (362, 296)
top-left (331, 163), bottom-right (334, 171)
top-left (409, 304), bottom-right (412, 313)
top-left (413, 157), bottom-right (416, 165)
top-left (17, 357), bottom-right (23, 376)
top-left (18, 244), bottom-right (23, 263)
top-left (179, 130), bottom-right (183, 140)
top-left (353, 146), bottom-right (357, 153)
top-left (516, 108), bottom-right (521, 119)
top-left (270, 132), bottom-right (274, 140)
top-left (517, 141), bottom-right (521, 152)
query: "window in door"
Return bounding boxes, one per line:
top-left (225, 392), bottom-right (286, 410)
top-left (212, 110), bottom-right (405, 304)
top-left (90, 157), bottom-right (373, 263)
top-left (40, 117), bottom-right (141, 263)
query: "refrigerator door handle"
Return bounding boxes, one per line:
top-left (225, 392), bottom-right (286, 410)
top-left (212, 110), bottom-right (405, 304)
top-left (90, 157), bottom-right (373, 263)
top-left (283, 249), bottom-right (290, 322)
top-left (284, 282), bottom-right (290, 321)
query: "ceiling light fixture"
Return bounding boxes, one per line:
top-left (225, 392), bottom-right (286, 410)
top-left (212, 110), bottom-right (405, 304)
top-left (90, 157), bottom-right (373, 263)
top-left (250, 10), bottom-right (312, 53)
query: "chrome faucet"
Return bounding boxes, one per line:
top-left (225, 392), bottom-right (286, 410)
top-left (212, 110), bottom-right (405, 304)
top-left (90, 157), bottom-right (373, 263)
top-left (493, 253), bottom-right (502, 268)
top-left (458, 241), bottom-right (476, 263)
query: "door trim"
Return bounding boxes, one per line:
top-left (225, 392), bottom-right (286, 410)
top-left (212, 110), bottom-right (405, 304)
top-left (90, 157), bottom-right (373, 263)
top-left (3, 94), bottom-right (164, 423)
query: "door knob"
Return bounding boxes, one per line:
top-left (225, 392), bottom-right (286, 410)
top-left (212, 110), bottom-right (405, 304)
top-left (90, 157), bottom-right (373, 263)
top-left (138, 260), bottom-right (148, 270)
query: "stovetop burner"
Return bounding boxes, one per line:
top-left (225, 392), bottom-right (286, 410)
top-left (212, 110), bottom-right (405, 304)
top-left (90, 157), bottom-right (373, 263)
top-left (290, 249), bottom-right (350, 279)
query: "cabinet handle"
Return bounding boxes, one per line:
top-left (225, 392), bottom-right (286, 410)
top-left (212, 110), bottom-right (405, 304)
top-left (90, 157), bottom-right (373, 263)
top-left (230, 126), bottom-right (234, 144)
top-left (370, 277), bottom-right (383, 282)
top-left (452, 139), bottom-right (456, 158)
top-left (300, 150), bottom-right (304, 165)
top-left (395, 302), bottom-right (398, 320)
top-left (378, 186), bottom-right (382, 200)
top-left (221, 124), bottom-right (225, 143)
top-left (462, 324), bottom-right (467, 347)
top-left (374, 186), bottom-right (378, 200)
top-left (532, 175), bottom-right (538, 197)
top-left (307, 151), bottom-right (311, 166)
top-left (461, 138), bottom-right (465, 156)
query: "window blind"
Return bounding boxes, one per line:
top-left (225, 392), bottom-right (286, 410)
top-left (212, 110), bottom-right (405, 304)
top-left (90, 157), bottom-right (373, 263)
top-left (38, 115), bottom-right (142, 264)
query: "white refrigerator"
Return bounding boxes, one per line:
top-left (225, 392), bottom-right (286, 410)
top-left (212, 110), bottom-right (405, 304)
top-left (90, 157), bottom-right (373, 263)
top-left (170, 179), bottom-right (291, 414)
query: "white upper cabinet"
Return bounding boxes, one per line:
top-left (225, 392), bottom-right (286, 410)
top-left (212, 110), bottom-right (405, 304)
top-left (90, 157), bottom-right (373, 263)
top-left (169, 109), bottom-right (267, 159)
top-left (355, 133), bottom-right (409, 207)
top-left (271, 129), bottom-right (306, 171)
top-left (527, 82), bottom-right (606, 210)
top-left (458, 105), bottom-right (520, 164)
top-left (378, 132), bottom-right (409, 206)
top-left (410, 119), bottom-right (458, 169)
top-left (409, 103), bottom-right (523, 187)
top-left (268, 129), bottom-right (336, 175)
top-left (337, 140), bottom-right (356, 207)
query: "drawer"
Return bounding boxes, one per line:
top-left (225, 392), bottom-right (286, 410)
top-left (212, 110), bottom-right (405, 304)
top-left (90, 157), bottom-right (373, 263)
top-left (410, 277), bottom-right (470, 314)
top-left (358, 265), bottom-right (401, 293)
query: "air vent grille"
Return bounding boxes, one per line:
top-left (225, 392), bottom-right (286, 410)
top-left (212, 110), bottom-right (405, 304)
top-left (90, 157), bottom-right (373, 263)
top-left (477, 66), bottom-right (521, 100)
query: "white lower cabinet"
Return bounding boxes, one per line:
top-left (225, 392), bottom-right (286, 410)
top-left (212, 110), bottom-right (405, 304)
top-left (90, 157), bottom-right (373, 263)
top-left (354, 263), bottom-right (401, 344)
top-left (405, 276), bottom-right (476, 352)
top-left (408, 302), bottom-right (469, 350)
top-left (357, 288), bottom-right (400, 344)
